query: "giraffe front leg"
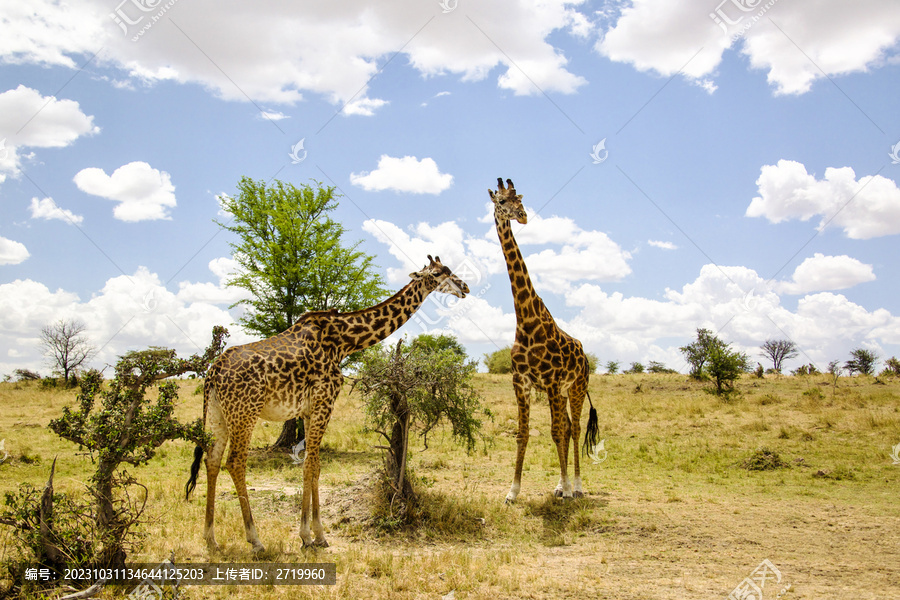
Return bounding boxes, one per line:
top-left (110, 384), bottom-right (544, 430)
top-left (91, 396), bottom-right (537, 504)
top-left (506, 374), bottom-right (531, 503)
top-left (300, 392), bottom-right (335, 548)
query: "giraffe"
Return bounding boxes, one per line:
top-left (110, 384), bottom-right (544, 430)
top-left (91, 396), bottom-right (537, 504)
top-left (185, 255), bottom-right (469, 551)
top-left (489, 177), bottom-right (599, 502)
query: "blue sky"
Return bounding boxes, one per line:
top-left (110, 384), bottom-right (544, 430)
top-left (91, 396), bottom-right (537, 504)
top-left (1, 0), bottom-right (899, 376)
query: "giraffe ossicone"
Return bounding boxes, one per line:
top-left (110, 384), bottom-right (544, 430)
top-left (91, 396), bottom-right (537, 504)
top-left (185, 255), bottom-right (469, 552)
top-left (489, 177), bottom-right (600, 502)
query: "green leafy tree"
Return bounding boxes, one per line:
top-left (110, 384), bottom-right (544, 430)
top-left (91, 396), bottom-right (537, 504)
top-left (760, 339), bottom-right (799, 373)
top-left (354, 340), bottom-right (491, 517)
top-left (409, 333), bottom-right (467, 359)
top-left (881, 356), bottom-right (900, 376)
top-left (585, 352), bottom-right (599, 374)
top-left (845, 348), bottom-right (878, 376)
top-left (604, 360), bottom-right (620, 375)
top-left (217, 177), bottom-right (389, 448)
top-left (625, 362), bottom-right (645, 374)
top-left (706, 342), bottom-right (751, 397)
top-left (46, 327), bottom-right (227, 569)
top-left (483, 346), bottom-right (512, 374)
top-left (647, 361), bottom-right (676, 374)
top-left (679, 328), bottom-right (723, 379)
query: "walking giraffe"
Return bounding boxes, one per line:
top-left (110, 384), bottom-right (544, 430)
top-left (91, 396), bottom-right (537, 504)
top-left (489, 177), bottom-right (599, 502)
top-left (185, 256), bottom-right (469, 550)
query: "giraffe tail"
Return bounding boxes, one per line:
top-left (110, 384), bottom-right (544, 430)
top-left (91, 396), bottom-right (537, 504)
top-left (582, 390), bottom-right (600, 457)
top-left (185, 446), bottom-right (204, 500)
top-left (185, 377), bottom-right (211, 500)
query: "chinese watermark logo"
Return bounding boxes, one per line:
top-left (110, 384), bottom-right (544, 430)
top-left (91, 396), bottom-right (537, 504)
top-left (728, 559), bottom-right (791, 600)
top-left (590, 139), bottom-right (608, 164)
top-left (438, 0), bottom-right (458, 13)
top-left (0, 439), bottom-right (8, 464)
top-left (709, 0), bottom-right (781, 41)
top-left (410, 256), bottom-right (488, 334)
top-left (289, 139), bottom-right (307, 164)
top-left (890, 442), bottom-right (900, 466)
top-left (109, 0), bottom-right (180, 42)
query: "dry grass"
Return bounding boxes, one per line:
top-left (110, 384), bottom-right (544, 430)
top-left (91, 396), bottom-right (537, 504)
top-left (1, 373), bottom-right (899, 598)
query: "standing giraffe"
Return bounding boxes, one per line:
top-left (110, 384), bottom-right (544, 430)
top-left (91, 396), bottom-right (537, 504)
top-left (185, 256), bottom-right (469, 551)
top-left (489, 177), bottom-right (599, 502)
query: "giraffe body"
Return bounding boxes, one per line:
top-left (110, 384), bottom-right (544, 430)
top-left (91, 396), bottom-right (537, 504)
top-left (186, 256), bottom-right (468, 551)
top-left (489, 178), bottom-right (599, 502)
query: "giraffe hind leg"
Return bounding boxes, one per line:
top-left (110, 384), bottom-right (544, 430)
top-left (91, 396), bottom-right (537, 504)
top-left (203, 389), bottom-right (229, 552)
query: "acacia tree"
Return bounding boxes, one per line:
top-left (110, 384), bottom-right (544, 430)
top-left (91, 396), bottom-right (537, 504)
top-left (39, 318), bottom-right (96, 385)
top-left (679, 328), bottom-right (724, 379)
top-left (845, 348), bottom-right (878, 376)
top-left (217, 177), bottom-right (388, 448)
top-left (706, 343), bottom-right (751, 396)
top-left (760, 339), bottom-right (799, 373)
top-left (354, 340), bottom-right (491, 518)
top-left (45, 327), bottom-right (227, 570)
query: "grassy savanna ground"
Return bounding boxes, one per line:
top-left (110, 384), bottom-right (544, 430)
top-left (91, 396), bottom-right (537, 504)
top-left (1, 373), bottom-right (899, 599)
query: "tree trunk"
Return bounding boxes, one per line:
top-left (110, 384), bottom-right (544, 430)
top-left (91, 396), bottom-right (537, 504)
top-left (271, 418), bottom-right (305, 450)
top-left (386, 393), bottom-right (415, 503)
top-left (94, 461), bottom-right (126, 570)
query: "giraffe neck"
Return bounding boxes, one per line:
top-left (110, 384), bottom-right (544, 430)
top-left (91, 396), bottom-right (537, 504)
top-left (495, 215), bottom-right (541, 327)
top-left (336, 277), bottom-right (436, 356)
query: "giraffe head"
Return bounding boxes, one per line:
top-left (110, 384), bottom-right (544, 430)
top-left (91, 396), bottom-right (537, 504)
top-left (409, 255), bottom-right (470, 298)
top-left (489, 177), bottom-right (528, 224)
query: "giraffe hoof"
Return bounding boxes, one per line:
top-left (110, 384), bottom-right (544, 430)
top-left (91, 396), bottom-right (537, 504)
top-left (572, 491), bottom-right (584, 499)
top-left (554, 489), bottom-right (564, 498)
top-left (304, 539), bottom-right (329, 549)
top-left (251, 543), bottom-right (266, 554)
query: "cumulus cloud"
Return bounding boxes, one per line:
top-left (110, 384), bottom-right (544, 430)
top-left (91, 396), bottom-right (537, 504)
top-left (351, 155), bottom-right (453, 194)
top-left (29, 197), bottom-right (83, 225)
top-left (0, 263), bottom-right (256, 375)
top-left (563, 262), bottom-right (900, 370)
top-left (0, 236), bottom-right (30, 265)
top-left (745, 160), bottom-right (900, 239)
top-left (0, 85), bottom-right (98, 178)
top-left (74, 161), bottom-right (177, 221)
top-left (1, 1), bottom-right (587, 113)
top-left (597, 0), bottom-right (900, 95)
top-left (510, 212), bottom-right (632, 290)
top-left (775, 253), bottom-right (876, 295)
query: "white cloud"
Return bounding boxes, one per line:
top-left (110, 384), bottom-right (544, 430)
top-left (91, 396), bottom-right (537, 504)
top-left (746, 160), bottom-right (900, 239)
top-left (259, 110), bottom-right (289, 121)
top-left (775, 253), bottom-right (876, 295)
top-left (0, 85), bottom-right (98, 178)
top-left (0, 237), bottom-right (30, 265)
top-left (648, 240), bottom-right (677, 250)
top-left (597, 0), bottom-right (900, 95)
top-left (510, 212), bottom-right (632, 290)
top-left (29, 197), bottom-right (84, 225)
top-left (362, 218), bottom-right (495, 286)
top-left (351, 155), bottom-right (453, 195)
top-left (1, 1), bottom-right (587, 113)
top-left (74, 161), bottom-right (177, 221)
top-left (0, 265), bottom-right (256, 376)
